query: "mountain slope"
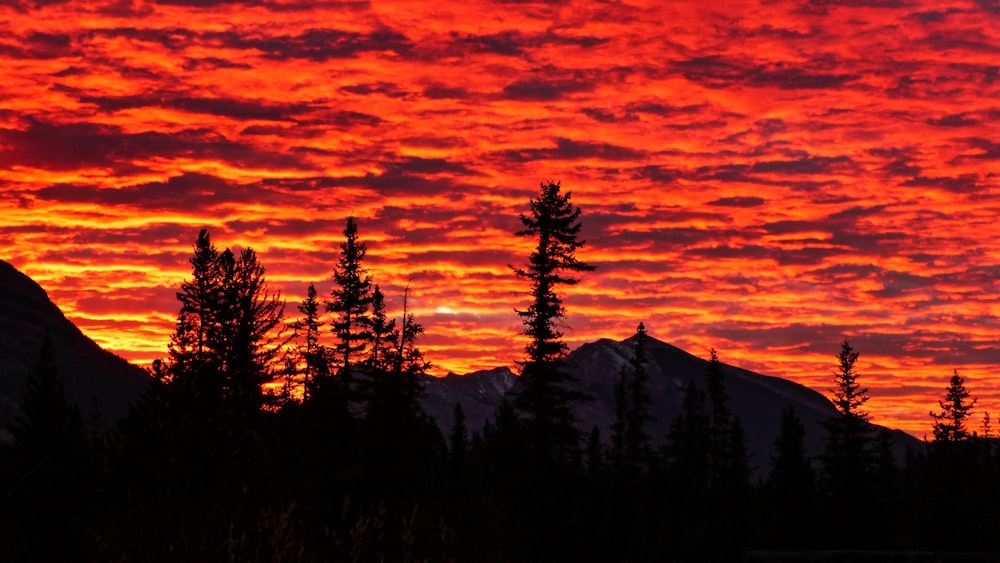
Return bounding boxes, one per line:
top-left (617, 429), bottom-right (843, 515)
top-left (0, 260), bottom-right (149, 429)
top-left (422, 333), bottom-right (922, 472)
top-left (421, 366), bottom-right (516, 433)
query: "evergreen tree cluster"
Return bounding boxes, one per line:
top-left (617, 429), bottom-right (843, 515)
top-left (1, 183), bottom-right (998, 561)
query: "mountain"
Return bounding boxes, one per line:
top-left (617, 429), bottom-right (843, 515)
top-left (421, 366), bottom-right (516, 432)
top-left (420, 333), bottom-right (922, 473)
top-left (0, 260), bottom-right (149, 431)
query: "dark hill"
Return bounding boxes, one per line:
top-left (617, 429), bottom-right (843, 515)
top-left (0, 260), bottom-right (149, 431)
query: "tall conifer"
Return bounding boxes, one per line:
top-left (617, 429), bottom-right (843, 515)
top-left (510, 180), bottom-right (595, 463)
top-left (327, 216), bottom-right (373, 371)
top-left (822, 340), bottom-right (876, 546)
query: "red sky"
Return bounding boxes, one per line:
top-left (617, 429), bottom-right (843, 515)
top-left (1, 0), bottom-right (998, 436)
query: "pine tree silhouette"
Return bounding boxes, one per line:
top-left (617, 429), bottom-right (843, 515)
top-left (822, 340), bottom-right (876, 547)
top-left (510, 180), bottom-right (595, 465)
top-left (931, 370), bottom-right (976, 442)
top-left (166, 230), bottom-right (285, 414)
top-left (367, 284), bottom-right (397, 373)
top-left (327, 216), bottom-right (373, 372)
top-left (290, 283), bottom-right (327, 400)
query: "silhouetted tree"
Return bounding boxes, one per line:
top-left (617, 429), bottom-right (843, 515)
top-left (367, 284), bottom-right (397, 372)
top-left (168, 229), bottom-right (223, 387)
top-left (216, 247), bottom-right (286, 412)
top-left (931, 370), bottom-right (976, 442)
top-left (822, 340), bottom-right (876, 547)
top-left (327, 216), bottom-right (373, 372)
top-left (388, 286), bottom-right (429, 402)
top-left (361, 285), bottom-right (437, 510)
top-left (510, 180), bottom-right (595, 465)
top-left (291, 283), bottom-right (327, 399)
top-left (829, 340), bottom-right (870, 422)
top-left (166, 233), bottom-right (285, 413)
top-left (923, 373), bottom-right (990, 550)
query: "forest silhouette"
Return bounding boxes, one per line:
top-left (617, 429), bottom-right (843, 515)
top-left (1, 181), bottom-right (998, 562)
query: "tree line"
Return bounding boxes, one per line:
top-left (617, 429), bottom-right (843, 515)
top-left (1, 181), bottom-right (998, 561)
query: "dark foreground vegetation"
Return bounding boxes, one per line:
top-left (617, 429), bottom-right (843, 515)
top-left (2, 182), bottom-right (998, 562)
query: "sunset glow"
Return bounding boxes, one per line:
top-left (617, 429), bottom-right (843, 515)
top-left (2, 0), bottom-right (998, 436)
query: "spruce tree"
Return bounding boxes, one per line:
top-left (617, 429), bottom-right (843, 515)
top-left (327, 216), bottom-right (373, 371)
top-left (169, 228), bottom-right (223, 385)
top-left (367, 284), bottom-right (397, 372)
top-left (830, 340), bottom-right (870, 423)
top-left (930, 370), bottom-right (976, 442)
top-left (221, 247), bottom-right (285, 410)
top-left (925, 372), bottom-right (984, 550)
top-left (291, 283), bottom-right (327, 400)
top-left (510, 180), bottom-right (595, 464)
top-left (822, 340), bottom-right (876, 547)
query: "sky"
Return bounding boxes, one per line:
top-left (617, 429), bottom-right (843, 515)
top-left (1, 0), bottom-right (998, 436)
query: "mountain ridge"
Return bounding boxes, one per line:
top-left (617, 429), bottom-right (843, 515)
top-left (0, 259), bottom-right (149, 429)
top-left (420, 331), bottom-right (923, 474)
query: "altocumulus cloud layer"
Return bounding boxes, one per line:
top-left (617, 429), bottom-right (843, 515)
top-left (1, 0), bottom-right (998, 434)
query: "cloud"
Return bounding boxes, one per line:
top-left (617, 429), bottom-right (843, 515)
top-left (708, 196), bottom-right (766, 208)
top-left (80, 93), bottom-right (315, 121)
top-left (446, 30), bottom-right (609, 59)
top-left (926, 113), bottom-right (979, 127)
top-left (751, 156), bottom-right (856, 175)
top-left (496, 138), bottom-right (645, 162)
top-left (230, 28), bottom-right (414, 61)
top-left (675, 56), bottom-right (859, 90)
top-left (901, 174), bottom-right (985, 193)
top-left (501, 76), bottom-right (594, 101)
top-left (0, 119), bottom-right (313, 171)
